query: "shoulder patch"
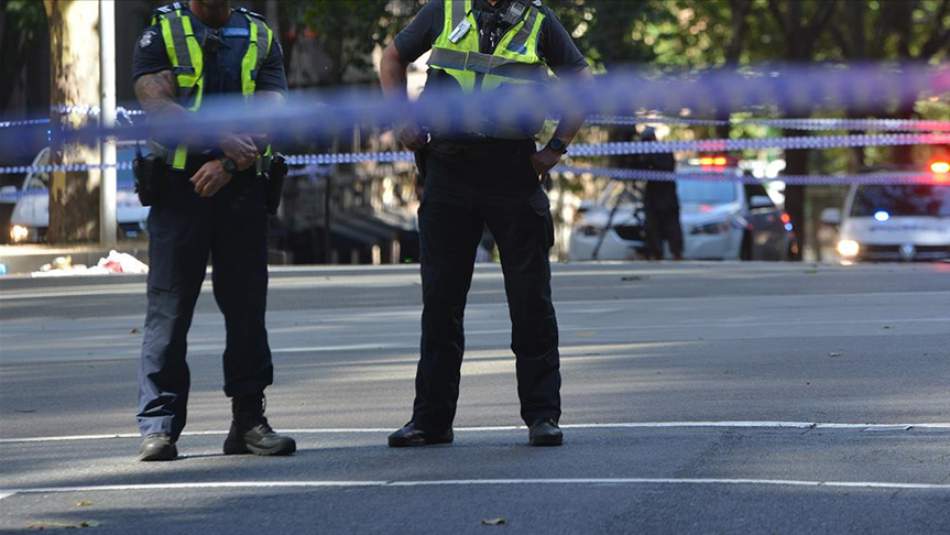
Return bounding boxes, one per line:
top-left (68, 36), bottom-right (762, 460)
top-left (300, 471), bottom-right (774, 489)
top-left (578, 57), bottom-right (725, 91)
top-left (138, 29), bottom-right (157, 48)
top-left (235, 7), bottom-right (267, 21)
top-left (532, 0), bottom-right (542, 6)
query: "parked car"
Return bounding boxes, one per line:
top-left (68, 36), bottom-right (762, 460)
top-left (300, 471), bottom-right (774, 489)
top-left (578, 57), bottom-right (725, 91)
top-left (7, 145), bottom-right (149, 243)
top-left (569, 165), bottom-right (799, 261)
top-left (824, 180), bottom-right (950, 263)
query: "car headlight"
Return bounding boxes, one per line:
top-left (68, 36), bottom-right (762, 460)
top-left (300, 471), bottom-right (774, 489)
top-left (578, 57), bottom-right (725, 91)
top-left (10, 224), bottom-right (29, 243)
top-left (836, 239), bottom-right (860, 258)
top-left (690, 220), bottom-right (731, 235)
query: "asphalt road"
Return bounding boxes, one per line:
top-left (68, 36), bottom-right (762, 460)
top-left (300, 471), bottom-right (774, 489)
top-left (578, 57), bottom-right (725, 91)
top-left (2, 261), bottom-right (950, 534)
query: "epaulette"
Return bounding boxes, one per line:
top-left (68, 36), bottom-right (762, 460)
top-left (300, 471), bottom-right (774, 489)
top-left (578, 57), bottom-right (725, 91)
top-left (235, 6), bottom-right (267, 21)
top-left (151, 2), bottom-right (187, 24)
top-left (153, 2), bottom-right (186, 17)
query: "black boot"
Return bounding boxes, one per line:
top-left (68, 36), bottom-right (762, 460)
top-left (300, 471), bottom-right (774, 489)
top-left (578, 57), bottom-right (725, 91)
top-left (528, 418), bottom-right (563, 447)
top-left (223, 394), bottom-right (296, 456)
top-left (388, 421), bottom-right (454, 448)
top-left (139, 433), bottom-right (178, 461)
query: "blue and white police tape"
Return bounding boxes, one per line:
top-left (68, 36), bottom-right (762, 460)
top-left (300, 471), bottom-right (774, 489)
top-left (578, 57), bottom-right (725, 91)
top-left (27, 64), bottom-right (947, 147)
top-left (0, 131), bottom-right (946, 176)
top-left (585, 115), bottom-right (950, 132)
top-left (555, 166), bottom-right (941, 186)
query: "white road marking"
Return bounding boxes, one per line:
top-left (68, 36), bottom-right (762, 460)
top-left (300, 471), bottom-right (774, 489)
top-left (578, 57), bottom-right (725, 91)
top-left (0, 492), bottom-right (15, 501)
top-left (1, 421), bottom-right (948, 444)
top-left (3, 478), bottom-right (950, 498)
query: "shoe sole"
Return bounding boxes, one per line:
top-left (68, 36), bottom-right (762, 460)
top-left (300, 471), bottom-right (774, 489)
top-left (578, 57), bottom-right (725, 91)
top-left (223, 439), bottom-right (296, 456)
top-left (387, 435), bottom-right (454, 448)
top-left (139, 444), bottom-right (178, 461)
top-left (529, 434), bottom-right (563, 447)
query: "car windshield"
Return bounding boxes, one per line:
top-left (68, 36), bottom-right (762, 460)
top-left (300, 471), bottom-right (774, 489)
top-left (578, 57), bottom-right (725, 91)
top-left (851, 185), bottom-right (950, 218)
top-left (678, 180), bottom-right (738, 205)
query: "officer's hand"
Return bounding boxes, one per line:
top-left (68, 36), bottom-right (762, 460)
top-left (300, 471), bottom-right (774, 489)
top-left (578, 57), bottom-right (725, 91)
top-left (530, 147), bottom-right (562, 178)
top-left (190, 160), bottom-right (232, 198)
top-left (220, 135), bottom-right (258, 171)
top-left (397, 124), bottom-right (427, 151)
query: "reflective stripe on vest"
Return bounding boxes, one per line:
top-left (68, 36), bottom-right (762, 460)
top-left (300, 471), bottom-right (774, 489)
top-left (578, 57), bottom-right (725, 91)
top-left (426, 0), bottom-right (547, 138)
top-left (427, 0), bottom-right (546, 92)
top-left (156, 10), bottom-right (273, 170)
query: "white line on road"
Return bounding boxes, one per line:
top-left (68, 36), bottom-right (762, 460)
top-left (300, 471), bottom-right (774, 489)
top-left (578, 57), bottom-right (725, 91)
top-left (2, 421), bottom-right (948, 444)
top-left (3, 477), bottom-right (950, 500)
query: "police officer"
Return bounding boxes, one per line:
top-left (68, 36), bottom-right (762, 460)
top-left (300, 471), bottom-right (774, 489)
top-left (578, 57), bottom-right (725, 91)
top-left (634, 128), bottom-right (683, 260)
top-left (132, 0), bottom-right (294, 461)
top-left (380, 0), bottom-right (592, 447)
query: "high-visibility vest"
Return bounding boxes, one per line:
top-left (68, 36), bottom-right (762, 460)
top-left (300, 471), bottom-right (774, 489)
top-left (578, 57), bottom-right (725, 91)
top-left (152, 3), bottom-right (273, 170)
top-left (426, 0), bottom-right (549, 138)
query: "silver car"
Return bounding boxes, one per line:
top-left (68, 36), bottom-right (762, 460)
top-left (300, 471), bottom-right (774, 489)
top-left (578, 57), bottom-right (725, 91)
top-left (569, 172), bottom-right (799, 261)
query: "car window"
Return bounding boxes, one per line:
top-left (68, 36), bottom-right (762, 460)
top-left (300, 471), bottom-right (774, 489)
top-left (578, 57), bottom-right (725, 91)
top-left (24, 172), bottom-right (48, 191)
top-left (744, 183), bottom-right (774, 208)
top-left (851, 185), bottom-right (950, 217)
top-left (678, 180), bottom-right (738, 205)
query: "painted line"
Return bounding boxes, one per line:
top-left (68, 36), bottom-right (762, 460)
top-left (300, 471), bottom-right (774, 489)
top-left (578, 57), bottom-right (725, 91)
top-left (0, 492), bottom-right (14, 501)
top-left (3, 478), bottom-right (950, 498)
top-left (2, 421), bottom-right (949, 445)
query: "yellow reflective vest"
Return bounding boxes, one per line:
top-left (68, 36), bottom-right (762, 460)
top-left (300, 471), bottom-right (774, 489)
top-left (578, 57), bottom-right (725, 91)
top-left (426, 0), bottom-right (549, 138)
top-left (152, 3), bottom-right (273, 170)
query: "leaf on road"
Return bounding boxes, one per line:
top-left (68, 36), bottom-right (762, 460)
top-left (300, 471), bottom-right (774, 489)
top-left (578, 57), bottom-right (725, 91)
top-left (130, 327), bottom-right (141, 334)
top-left (481, 517), bottom-right (507, 526)
top-left (75, 500), bottom-right (93, 507)
top-left (828, 352), bottom-right (843, 358)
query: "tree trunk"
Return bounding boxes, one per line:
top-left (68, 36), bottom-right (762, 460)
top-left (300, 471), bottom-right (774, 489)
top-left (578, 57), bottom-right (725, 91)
top-left (44, 0), bottom-right (101, 244)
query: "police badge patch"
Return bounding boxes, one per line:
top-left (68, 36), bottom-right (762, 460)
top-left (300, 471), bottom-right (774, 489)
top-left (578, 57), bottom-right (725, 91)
top-left (139, 30), bottom-right (156, 48)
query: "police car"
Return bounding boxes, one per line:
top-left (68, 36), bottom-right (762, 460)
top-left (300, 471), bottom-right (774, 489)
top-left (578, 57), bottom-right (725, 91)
top-left (824, 161), bottom-right (950, 263)
top-left (6, 144), bottom-right (149, 243)
top-left (568, 158), bottom-right (799, 261)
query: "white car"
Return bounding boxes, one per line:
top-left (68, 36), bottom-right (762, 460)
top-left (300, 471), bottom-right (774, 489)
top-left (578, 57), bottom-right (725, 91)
top-left (6, 145), bottom-right (149, 243)
top-left (569, 169), bottom-right (798, 261)
top-left (825, 182), bottom-right (950, 263)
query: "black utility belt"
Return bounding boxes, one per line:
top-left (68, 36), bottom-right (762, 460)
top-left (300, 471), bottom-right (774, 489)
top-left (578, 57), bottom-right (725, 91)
top-left (134, 151), bottom-right (288, 215)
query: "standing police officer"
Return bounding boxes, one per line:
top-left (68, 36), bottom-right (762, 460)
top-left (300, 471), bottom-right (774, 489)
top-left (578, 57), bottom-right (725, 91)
top-left (132, 0), bottom-right (294, 461)
top-left (380, 0), bottom-right (591, 447)
top-left (634, 128), bottom-right (683, 260)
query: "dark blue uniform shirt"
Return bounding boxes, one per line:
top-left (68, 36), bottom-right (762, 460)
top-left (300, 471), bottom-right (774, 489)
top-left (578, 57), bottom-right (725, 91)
top-left (133, 9), bottom-right (287, 95)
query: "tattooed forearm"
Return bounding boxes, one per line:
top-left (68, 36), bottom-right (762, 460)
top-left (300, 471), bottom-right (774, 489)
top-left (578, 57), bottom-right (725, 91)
top-left (134, 70), bottom-right (187, 118)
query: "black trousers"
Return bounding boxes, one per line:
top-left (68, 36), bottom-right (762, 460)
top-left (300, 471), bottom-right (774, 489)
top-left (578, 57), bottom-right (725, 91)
top-left (645, 204), bottom-right (684, 259)
top-left (136, 168), bottom-right (272, 440)
top-left (412, 140), bottom-right (561, 431)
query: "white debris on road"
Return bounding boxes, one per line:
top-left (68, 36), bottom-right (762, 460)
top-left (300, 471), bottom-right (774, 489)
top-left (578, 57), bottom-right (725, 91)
top-left (32, 251), bottom-right (148, 277)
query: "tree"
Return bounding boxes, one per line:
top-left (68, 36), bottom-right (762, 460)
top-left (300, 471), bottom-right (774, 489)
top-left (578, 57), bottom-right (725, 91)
top-left (764, 0), bottom-right (836, 255)
top-left (43, 0), bottom-right (100, 243)
top-left (830, 0), bottom-right (949, 167)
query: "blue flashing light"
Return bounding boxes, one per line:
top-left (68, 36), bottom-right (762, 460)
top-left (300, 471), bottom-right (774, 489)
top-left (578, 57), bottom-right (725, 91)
top-left (873, 210), bottom-right (890, 222)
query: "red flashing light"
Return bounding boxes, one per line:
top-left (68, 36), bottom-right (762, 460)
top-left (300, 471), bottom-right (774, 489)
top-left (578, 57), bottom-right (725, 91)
top-left (780, 212), bottom-right (791, 225)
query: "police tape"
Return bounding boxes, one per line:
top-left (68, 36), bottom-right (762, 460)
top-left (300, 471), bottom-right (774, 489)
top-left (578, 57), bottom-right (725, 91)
top-left (7, 64), bottom-right (944, 146)
top-left (0, 107), bottom-right (144, 129)
top-left (586, 115), bottom-right (950, 132)
top-left (0, 131), bottom-right (946, 176)
top-left (5, 109), bottom-right (948, 134)
top-left (554, 166), bottom-right (940, 186)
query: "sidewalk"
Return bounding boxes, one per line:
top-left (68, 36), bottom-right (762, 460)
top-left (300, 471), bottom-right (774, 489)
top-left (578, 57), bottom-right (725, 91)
top-left (0, 242), bottom-right (149, 276)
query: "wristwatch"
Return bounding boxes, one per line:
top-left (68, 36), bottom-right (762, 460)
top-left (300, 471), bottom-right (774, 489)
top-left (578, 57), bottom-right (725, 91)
top-left (220, 157), bottom-right (238, 174)
top-left (546, 138), bottom-right (569, 154)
